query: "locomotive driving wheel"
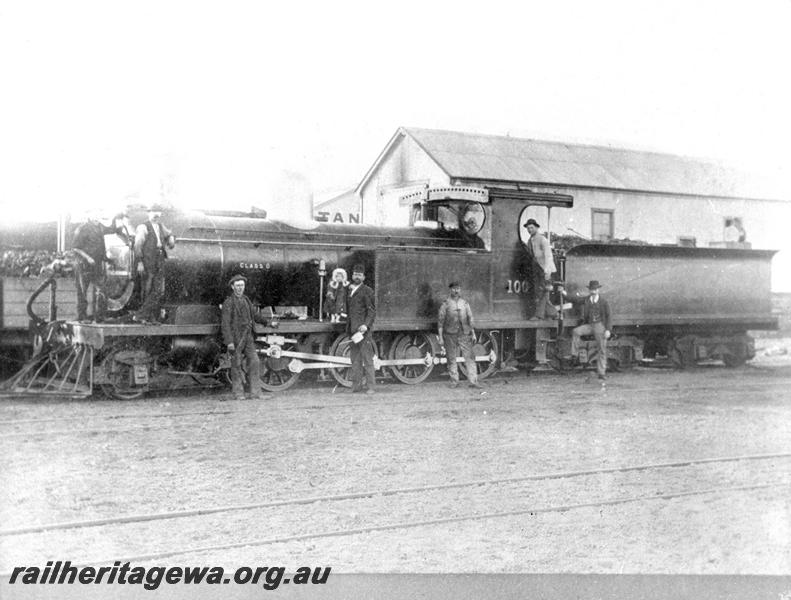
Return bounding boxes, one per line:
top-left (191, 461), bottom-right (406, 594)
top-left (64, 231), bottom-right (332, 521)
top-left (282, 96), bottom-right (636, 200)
top-left (458, 330), bottom-right (499, 380)
top-left (389, 332), bottom-right (434, 384)
top-left (259, 340), bottom-right (301, 392)
top-left (328, 334), bottom-right (354, 387)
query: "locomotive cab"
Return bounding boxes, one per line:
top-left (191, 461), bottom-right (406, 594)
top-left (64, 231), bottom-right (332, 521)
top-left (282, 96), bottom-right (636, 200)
top-left (407, 186), bottom-right (492, 250)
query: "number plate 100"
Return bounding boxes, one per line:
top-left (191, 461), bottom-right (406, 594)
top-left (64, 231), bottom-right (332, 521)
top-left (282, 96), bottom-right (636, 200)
top-left (506, 279), bottom-right (529, 294)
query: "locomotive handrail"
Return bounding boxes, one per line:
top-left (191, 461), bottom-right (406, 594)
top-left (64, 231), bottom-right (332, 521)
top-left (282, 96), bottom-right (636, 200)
top-left (176, 236), bottom-right (485, 253)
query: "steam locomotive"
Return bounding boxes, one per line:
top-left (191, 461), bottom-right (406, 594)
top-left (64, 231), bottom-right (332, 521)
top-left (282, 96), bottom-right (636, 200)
top-left (3, 186), bottom-right (777, 399)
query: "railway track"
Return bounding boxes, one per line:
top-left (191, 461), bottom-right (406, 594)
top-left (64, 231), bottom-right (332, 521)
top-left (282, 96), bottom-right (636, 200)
top-left (3, 452), bottom-right (790, 568)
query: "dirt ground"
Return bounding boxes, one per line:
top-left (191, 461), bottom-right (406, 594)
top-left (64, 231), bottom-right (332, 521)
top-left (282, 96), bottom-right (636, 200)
top-left (1, 340), bottom-right (791, 574)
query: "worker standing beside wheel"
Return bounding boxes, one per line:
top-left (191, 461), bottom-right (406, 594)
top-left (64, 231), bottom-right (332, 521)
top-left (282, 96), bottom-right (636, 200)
top-left (346, 264), bottom-right (376, 394)
top-left (221, 274), bottom-right (266, 401)
top-left (438, 282), bottom-right (481, 389)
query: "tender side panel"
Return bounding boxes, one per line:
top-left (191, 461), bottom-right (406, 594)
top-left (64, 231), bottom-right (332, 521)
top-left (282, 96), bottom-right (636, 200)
top-left (564, 245), bottom-right (776, 328)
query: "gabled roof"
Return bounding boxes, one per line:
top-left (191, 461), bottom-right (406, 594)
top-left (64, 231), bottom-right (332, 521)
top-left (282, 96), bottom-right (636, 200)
top-left (357, 126), bottom-right (787, 201)
top-left (313, 187), bottom-right (357, 210)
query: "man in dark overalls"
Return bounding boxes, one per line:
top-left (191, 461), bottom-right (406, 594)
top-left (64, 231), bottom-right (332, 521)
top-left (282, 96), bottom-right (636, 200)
top-left (221, 274), bottom-right (265, 401)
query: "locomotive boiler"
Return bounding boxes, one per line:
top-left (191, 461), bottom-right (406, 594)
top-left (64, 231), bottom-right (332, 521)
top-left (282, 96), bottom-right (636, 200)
top-left (3, 185), bottom-right (778, 399)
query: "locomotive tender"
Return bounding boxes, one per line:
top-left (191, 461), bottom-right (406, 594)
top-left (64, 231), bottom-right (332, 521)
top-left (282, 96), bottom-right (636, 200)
top-left (3, 186), bottom-right (777, 399)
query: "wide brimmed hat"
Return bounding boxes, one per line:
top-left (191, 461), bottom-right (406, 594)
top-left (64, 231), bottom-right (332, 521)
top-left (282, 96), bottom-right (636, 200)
top-left (523, 218), bottom-right (540, 228)
top-left (587, 280), bottom-right (602, 290)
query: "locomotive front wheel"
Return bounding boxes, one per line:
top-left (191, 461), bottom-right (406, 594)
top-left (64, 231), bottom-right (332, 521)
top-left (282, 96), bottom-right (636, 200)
top-left (259, 341), bottom-right (301, 392)
top-left (458, 331), bottom-right (499, 380)
top-left (99, 343), bottom-right (148, 400)
top-left (389, 332), bottom-right (434, 384)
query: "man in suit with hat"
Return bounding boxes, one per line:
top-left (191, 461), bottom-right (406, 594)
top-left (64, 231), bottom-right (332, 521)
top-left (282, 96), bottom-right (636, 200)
top-left (522, 218), bottom-right (556, 320)
top-left (568, 280), bottom-right (612, 380)
top-left (221, 274), bottom-right (266, 400)
top-left (133, 203), bottom-right (175, 323)
top-left (345, 264), bottom-right (376, 393)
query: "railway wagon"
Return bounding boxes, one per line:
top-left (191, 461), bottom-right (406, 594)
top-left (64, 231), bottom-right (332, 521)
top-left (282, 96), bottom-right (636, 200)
top-left (1, 186), bottom-right (777, 399)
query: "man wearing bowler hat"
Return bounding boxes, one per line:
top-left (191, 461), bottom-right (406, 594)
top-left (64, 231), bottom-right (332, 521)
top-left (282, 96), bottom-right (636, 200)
top-left (568, 280), bottom-right (612, 380)
top-left (221, 274), bottom-right (265, 400)
top-left (522, 218), bottom-right (556, 320)
top-left (438, 282), bottom-right (481, 389)
top-left (345, 264), bottom-right (376, 393)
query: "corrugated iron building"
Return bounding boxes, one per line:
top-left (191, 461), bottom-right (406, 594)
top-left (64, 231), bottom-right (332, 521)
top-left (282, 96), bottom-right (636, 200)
top-left (355, 127), bottom-right (791, 259)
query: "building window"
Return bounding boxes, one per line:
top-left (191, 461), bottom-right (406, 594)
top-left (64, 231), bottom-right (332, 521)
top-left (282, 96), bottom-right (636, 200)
top-left (591, 209), bottom-right (614, 241)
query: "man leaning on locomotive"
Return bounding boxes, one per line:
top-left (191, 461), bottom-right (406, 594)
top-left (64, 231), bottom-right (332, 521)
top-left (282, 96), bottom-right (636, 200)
top-left (562, 280), bottom-right (612, 380)
top-left (522, 218), bottom-right (557, 320)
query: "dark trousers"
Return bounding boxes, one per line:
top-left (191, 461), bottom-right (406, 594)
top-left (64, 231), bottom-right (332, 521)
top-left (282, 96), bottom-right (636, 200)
top-left (530, 265), bottom-right (550, 318)
top-left (444, 331), bottom-right (478, 383)
top-left (74, 260), bottom-right (106, 322)
top-left (230, 331), bottom-right (261, 394)
top-left (350, 336), bottom-right (376, 390)
top-left (138, 252), bottom-right (165, 321)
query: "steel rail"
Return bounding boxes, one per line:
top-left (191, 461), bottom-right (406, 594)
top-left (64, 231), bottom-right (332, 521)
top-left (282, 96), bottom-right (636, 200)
top-left (2, 451), bottom-right (790, 537)
top-left (53, 481), bottom-right (791, 567)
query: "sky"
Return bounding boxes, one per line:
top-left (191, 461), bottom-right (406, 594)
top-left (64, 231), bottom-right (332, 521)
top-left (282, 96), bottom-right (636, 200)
top-left (1, 0), bottom-right (789, 216)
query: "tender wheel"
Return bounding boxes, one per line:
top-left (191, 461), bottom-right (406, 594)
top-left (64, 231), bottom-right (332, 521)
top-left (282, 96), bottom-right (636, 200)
top-left (546, 341), bottom-right (564, 372)
top-left (389, 332), bottom-right (434, 384)
top-left (99, 343), bottom-right (149, 400)
top-left (328, 334), bottom-right (354, 388)
top-left (458, 330), bottom-right (499, 380)
top-left (722, 349), bottom-right (747, 368)
top-left (259, 341), bottom-right (301, 392)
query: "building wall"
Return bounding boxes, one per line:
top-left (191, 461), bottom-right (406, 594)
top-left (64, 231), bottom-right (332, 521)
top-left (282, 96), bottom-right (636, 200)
top-left (359, 138), bottom-right (791, 290)
top-left (359, 133), bottom-right (450, 226)
top-left (314, 192), bottom-right (361, 225)
top-left (516, 185), bottom-right (790, 251)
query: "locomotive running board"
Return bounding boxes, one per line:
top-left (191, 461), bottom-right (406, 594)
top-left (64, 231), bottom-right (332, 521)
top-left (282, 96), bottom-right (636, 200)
top-left (0, 344), bottom-right (94, 399)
